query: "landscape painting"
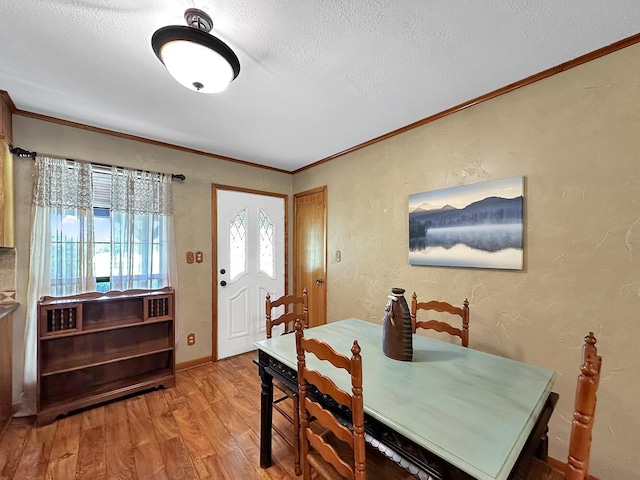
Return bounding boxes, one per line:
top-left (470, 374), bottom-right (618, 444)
top-left (409, 176), bottom-right (524, 269)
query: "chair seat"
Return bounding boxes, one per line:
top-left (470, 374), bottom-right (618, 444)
top-left (525, 458), bottom-right (564, 480)
top-left (307, 451), bottom-right (345, 480)
top-left (307, 448), bottom-right (415, 480)
top-left (309, 430), bottom-right (415, 480)
top-left (526, 457), bottom-right (601, 480)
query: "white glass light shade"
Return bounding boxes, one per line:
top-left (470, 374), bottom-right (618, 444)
top-left (151, 21), bottom-right (240, 94)
top-left (160, 40), bottom-right (234, 93)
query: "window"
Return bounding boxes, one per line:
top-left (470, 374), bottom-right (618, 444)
top-left (259, 209), bottom-right (275, 277)
top-left (48, 167), bottom-right (172, 295)
top-left (93, 207), bottom-right (111, 291)
top-left (229, 208), bottom-right (247, 281)
top-left (49, 207), bottom-right (94, 294)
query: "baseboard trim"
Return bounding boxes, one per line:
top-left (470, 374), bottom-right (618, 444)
top-left (0, 403), bottom-right (21, 439)
top-left (176, 356), bottom-right (212, 372)
top-left (548, 457), bottom-right (599, 480)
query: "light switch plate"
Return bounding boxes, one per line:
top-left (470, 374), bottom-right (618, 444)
top-left (186, 252), bottom-right (194, 264)
top-left (195, 251), bottom-right (203, 263)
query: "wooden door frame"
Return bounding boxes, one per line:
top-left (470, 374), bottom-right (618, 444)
top-left (293, 185), bottom-right (327, 325)
top-left (211, 184), bottom-right (289, 361)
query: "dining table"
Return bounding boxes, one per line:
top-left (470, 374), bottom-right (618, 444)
top-left (254, 318), bottom-right (557, 480)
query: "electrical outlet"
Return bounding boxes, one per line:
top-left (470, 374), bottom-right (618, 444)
top-left (187, 333), bottom-right (195, 346)
top-left (186, 252), bottom-right (194, 264)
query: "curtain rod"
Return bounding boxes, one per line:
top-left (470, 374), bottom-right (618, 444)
top-left (10, 147), bottom-right (186, 181)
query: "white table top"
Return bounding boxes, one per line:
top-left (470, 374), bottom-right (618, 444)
top-left (255, 318), bottom-right (556, 480)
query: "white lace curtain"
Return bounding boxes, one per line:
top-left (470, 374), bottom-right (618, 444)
top-left (109, 167), bottom-right (176, 290)
top-left (19, 156), bottom-right (177, 415)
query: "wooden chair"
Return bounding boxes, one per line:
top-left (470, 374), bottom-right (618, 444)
top-left (410, 292), bottom-right (470, 347)
top-left (295, 321), bottom-right (414, 480)
top-left (266, 289), bottom-right (309, 339)
top-left (266, 289), bottom-right (308, 476)
top-left (526, 332), bottom-right (602, 480)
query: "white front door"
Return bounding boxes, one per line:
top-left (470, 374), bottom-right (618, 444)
top-left (216, 189), bottom-right (285, 359)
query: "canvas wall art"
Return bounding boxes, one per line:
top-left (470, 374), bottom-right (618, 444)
top-left (408, 176), bottom-right (524, 269)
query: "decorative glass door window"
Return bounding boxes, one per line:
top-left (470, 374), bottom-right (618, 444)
top-left (229, 208), bottom-right (247, 281)
top-left (259, 209), bottom-right (275, 278)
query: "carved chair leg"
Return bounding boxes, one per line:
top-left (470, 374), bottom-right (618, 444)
top-left (293, 394), bottom-right (301, 475)
top-left (300, 400), bottom-right (311, 480)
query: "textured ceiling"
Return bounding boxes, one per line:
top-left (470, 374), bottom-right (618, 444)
top-left (0, 1), bottom-right (638, 172)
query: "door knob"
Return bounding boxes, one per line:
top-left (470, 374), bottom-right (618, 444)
top-left (220, 280), bottom-right (227, 286)
top-left (316, 278), bottom-right (324, 285)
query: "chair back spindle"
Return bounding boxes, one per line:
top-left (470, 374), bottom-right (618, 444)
top-left (266, 288), bottom-right (308, 338)
top-left (410, 293), bottom-right (470, 347)
top-left (566, 332), bottom-right (602, 480)
top-left (525, 331), bottom-right (603, 480)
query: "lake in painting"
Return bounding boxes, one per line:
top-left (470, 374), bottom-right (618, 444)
top-left (408, 177), bottom-right (524, 270)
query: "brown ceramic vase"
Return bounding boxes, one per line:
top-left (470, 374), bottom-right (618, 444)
top-left (382, 287), bottom-right (413, 361)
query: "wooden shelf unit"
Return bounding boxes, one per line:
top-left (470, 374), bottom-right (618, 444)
top-left (37, 287), bottom-right (176, 425)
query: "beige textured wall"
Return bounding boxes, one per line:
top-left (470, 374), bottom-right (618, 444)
top-left (10, 117), bottom-right (292, 404)
top-left (7, 42), bottom-right (639, 478)
top-left (293, 44), bottom-right (640, 479)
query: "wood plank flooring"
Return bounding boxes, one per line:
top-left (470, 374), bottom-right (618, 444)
top-left (0, 351), bottom-right (299, 480)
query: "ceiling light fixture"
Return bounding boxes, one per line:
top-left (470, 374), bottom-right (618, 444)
top-left (151, 8), bottom-right (240, 93)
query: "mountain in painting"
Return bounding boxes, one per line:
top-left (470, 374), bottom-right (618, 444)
top-left (409, 196), bottom-right (522, 228)
top-left (410, 203), bottom-right (456, 215)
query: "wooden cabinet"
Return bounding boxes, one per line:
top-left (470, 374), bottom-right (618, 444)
top-left (0, 91), bottom-right (14, 248)
top-left (0, 91), bottom-right (13, 146)
top-left (0, 140), bottom-right (14, 248)
top-left (37, 288), bottom-right (176, 425)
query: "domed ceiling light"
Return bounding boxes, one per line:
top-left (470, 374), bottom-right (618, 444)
top-left (152, 8), bottom-right (240, 93)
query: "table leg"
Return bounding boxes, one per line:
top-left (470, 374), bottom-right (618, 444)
top-left (535, 426), bottom-right (549, 461)
top-left (259, 361), bottom-right (274, 469)
top-left (511, 392), bottom-right (558, 479)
